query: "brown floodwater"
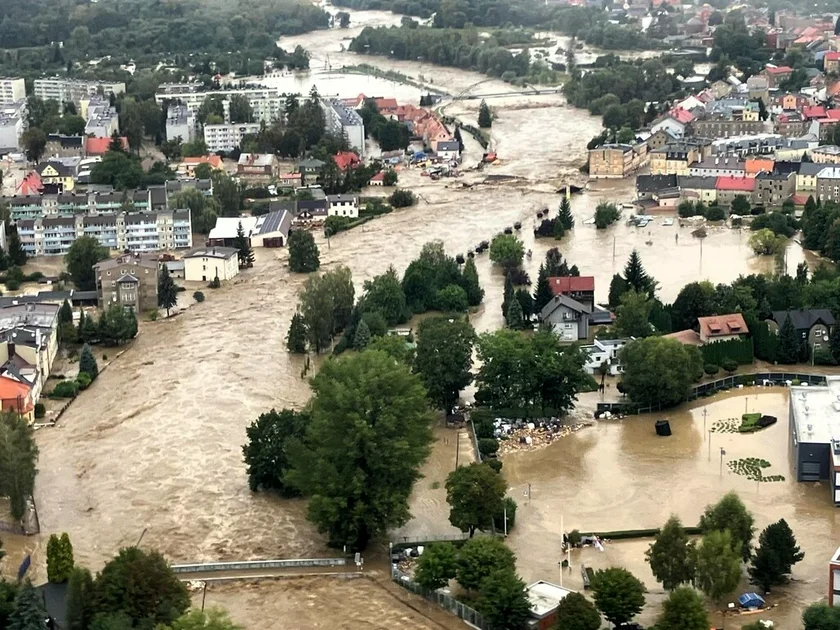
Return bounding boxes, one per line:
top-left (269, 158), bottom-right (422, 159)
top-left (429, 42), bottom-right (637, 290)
top-left (0, 13), bottom-right (827, 629)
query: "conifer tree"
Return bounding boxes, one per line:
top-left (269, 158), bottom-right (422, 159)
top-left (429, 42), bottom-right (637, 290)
top-left (286, 312), bottom-right (308, 354)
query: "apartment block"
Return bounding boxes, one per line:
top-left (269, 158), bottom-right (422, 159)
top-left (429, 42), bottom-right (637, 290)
top-left (588, 143), bottom-right (648, 178)
top-left (94, 253), bottom-right (159, 312)
top-left (0, 100), bottom-right (27, 151)
top-left (33, 78), bottom-right (126, 107)
top-left (165, 104), bottom-right (196, 143)
top-left (82, 95), bottom-right (120, 138)
top-left (16, 210), bottom-right (192, 257)
top-left (155, 83), bottom-right (285, 124)
top-left (0, 78), bottom-right (25, 104)
top-left (321, 99), bottom-right (365, 157)
top-left (203, 123), bottom-right (260, 153)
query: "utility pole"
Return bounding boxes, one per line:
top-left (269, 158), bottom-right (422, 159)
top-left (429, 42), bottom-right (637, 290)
top-left (720, 447), bottom-right (726, 477)
top-left (703, 407), bottom-right (707, 437)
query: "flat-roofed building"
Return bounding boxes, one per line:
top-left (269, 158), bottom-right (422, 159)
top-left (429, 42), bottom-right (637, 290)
top-left (165, 104), bottom-right (196, 143)
top-left (321, 98), bottom-right (365, 157)
top-left (789, 377), bottom-right (840, 504)
top-left (0, 78), bottom-right (25, 103)
top-left (34, 78), bottom-right (125, 107)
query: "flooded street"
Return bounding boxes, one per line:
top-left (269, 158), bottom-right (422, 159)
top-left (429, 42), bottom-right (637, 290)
top-left (0, 9), bottom-right (827, 628)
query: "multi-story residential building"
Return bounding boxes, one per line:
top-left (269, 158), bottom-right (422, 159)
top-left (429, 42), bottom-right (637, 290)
top-left (690, 115), bottom-right (765, 139)
top-left (34, 78), bottom-right (125, 107)
top-left (650, 142), bottom-right (703, 176)
top-left (797, 162), bottom-right (823, 193)
top-left (94, 253), bottom-right (159, 312)
top-left (237, 153), bottom-right (280, 183)
top-left (82, 96), bottom-right (120, 138)
top-left (810, 145), bottom-right (840, 164)
top-left (678, 176), bottom-right (718, 205)
top-left (0, 302), bottom-right (60, 404)
top-left (203, 123), bottom-right (260, 153)
top-left (321, 99), bottom-right (365, 157)
top-left (165, 104), bottom-right (196, 143)
top-left (755, 171), bottom-right (795, 207)
top-left (35, 161), bottom-right (76, 191)
top-left (715, 176), bottom-right (756, 206)
top-left (650, 108), bottom-right (695, 140)
top-left (0, 100), bottom-right (26, 151)
top-left (327, 194), bottom-right (359, 218)
top-left (17, 209), bottom-right (192, 257)
top-left (775, 112), bottom-right (809, 138)
top-left (762, 65), bottom-right (793, 89)
top-left (588, 143), bottom-right (649, 178)
top-left (816, 166), bottom-right (840, 202)
top-left (184, 247), bottom-right (240, 282)
top-left (154, 83), bottom-right (285, 124)
top-left (0, 78), bottom-right (25, 104)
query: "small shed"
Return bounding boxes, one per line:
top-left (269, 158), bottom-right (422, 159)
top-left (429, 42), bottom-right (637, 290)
top-left (525, 581), bottom-right (574, 630)
top-left (738, 592), bottom-right (766, 609)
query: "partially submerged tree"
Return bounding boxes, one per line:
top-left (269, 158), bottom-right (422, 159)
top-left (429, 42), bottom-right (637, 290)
top-left (413, 543), bottom-right (458, 591)
top-left (157, 264), bottom-right (178, 317)
top-left (646, 515), bottom-right (697, 590)
top-left (749, 518), bottom-right (804, 592)
top-left (445, 462), bottom-right (505, 537)
top-left (591, 567), bottom-right (646, 627)
top-left (695, 529), bottom-right (741, 604)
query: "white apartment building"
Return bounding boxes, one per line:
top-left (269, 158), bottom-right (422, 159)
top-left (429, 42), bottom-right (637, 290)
top-left (203, 122), bottom-right (260, 153)
top-left (16, 210), bottom-right (192, 256)
top-left (81, 95), bottom-right (120, 138)
top-left (321, 98), bottom-right (365, 157)
top-left (155, 83), bottom-right (285, 124)
top-left (165, 104), bottom-right (196, 143)
top-left (0, 78), bottom-right (26, 104)
top-left (33, 78), bottom-right (126, 107)
top-left (0, 99), bottom-right (27, 151)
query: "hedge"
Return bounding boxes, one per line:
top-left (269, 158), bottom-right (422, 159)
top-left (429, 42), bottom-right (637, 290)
top-left (587, 526), bottom-right (703, 540)
top-left (701, 337), bottom-right (754, 366)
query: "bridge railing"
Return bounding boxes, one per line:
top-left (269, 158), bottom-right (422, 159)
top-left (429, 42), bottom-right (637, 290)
top-left (170, 558), bottom-right (347, 574)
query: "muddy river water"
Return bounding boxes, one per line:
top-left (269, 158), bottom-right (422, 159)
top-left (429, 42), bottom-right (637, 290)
top-left (0, 7), bottom-right (832, 627)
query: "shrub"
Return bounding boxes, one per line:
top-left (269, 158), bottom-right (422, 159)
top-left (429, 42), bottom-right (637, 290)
top-left (34, 403), bottom-right (45, 419)
top-left (76, 372), bottom-right (92, 390)
top-left (493, 496), bottom-right (517, 532)
top-left (52, 381), bottom-right (79, 399)
top-left (208, 276), bottom-right (221, 289)
top-left (193, 291), bottom-right (205, 303)
top-left (485, 458), bottom-right (503, 473)
top-left (814, 348), bottom-right (837, 366)
top-left (721, 359), bottom-right (738, 374)
top-left (594, 201), bottom-right (620, 229)
top-left (704, 364), bottom-right (720, 376)
top-left (148, 310), bottom-right (158, 321)
top-left (435, 284), bottom-right (469, 312)
top-left (389, 189), bottom-right (416, 208)
top-left (478, 437), bottom-right (499, 456)
top-left (324, 215), bottom-right (351, 236)
top-left (704, 205), bottom-right (726, 221)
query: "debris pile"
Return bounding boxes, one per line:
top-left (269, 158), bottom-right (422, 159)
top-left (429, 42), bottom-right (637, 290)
top-left (494, 418), bottom-right (591, 455)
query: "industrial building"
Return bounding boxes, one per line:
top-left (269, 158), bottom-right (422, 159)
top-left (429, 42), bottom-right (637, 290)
top-left (789, 377), bottom-right (840, 504)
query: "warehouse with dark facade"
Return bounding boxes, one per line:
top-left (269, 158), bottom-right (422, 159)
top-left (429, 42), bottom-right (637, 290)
top-left (790, 377), bottom-right (840, 505)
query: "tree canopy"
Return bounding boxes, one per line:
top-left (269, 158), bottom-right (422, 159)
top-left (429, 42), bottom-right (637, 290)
top-left (413, 316), bottom-right (475, 414)
top-left (65, 237), bottom-right (110, 291)
top-left (646, 516), bottom-right (697, 591)
top-left (619, 336), bottom-right (703, 407)
top-left (699, 491), bottom-right (755, 561)
top-left (656, 587), bottom-right (710, 630)
top-left (0, 412), bottom-right (38, 520)
top-left (242, 408), bottom-right (309, 495)
top-left (591, 567), bottom-right (645, 627)
top-left (445, 462), bottom-right (506, 537)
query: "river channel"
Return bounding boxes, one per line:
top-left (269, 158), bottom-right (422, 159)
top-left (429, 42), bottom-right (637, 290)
top-left (0, 8), bottom-right (829, 628)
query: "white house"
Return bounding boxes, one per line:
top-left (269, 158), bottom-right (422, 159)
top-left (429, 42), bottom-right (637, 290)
top-left (436, 140), bottom-right (460, 161)
top-left (326, 194), bottom-right (359, 218)
top-left (580, 338), bottom-right (633, 375)
top-left (183, 247), bottom-right (240, 282)
top-left (651, 108), bottom-right (695, 140)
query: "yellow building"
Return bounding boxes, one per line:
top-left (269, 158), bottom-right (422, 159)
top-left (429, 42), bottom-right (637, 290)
top-left (35, 161), bottom-right (75, 191)
top-left (183, 247), bottom-right (240, 283)
top-left (588, 143), bottom-right (648, 178)
top-left (650, 143), bottom-right (702, 176)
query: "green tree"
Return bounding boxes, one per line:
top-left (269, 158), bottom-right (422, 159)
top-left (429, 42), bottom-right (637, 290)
top-left (656, 587), bottom-right (710, 630)
top-left (478, 100), bottom-right (492, 128)
top-left (288, 230), bottom-right (320, 273)
top-left (413, 543), bottom-right (458, 591)
top-left (803, 603), bottom-right (840, 630)
top-left (695, 529), bottom-right (741, 603)
top-left (554, 592), bottom-right (601, 630)
top-left (445, 462), bottom-right (505, 537)
top-left (165, 607), bottom-right (243, 630)
top-left (368, 335), bottom-right (414, 364)
top-left (65, 236), bottom-right (109, 291)
top-left (59, 299), bottom-right (73, 325)
top-left (558, 196), bottom-right (575, 230)
top-left (748, 519), bottom-right (804, 592)
top-left (90, 612), bottom-right (134, 630)
top-left (66, 567), bottom-right (95, 630)
top-left (7, 228), bottom-right (27, 267)
top-left (671, 281), bottom-right (715, 331)
top-left (594, 201), bottom-right (620, 229)
top-left (435, 284), bottom-right (469, 312)
top-left (749, 228), bottom-right (786, 256)
top-left (362, 266), bottom-right (407, 326)
top-left (21, 128), bottom-right (47, 163)
top-left (591, 567), bottom-right (646, 627)
top-left (414, 316), bottom-right (474, 414)
top-left (623, 249), bottom-right (655, 295)
top-left (456, 536), bottom-right (516, 592)
top-left (96, 305), bottom-right (138, 346)
top-left (92, 547), bottom-right (189, 626)
top-left (614, 289), bottom-right (653, 337)
top-left (0, 412), bottom-right (38, 520)
top-left (243, 408), bottom-right (308, 495)
top-left (777, 312), bottom-right (801, 364)
top-left (700, 492), bottom-right (755, 561)
top-left (79, 344), bottom-right (99, 379)
top-left (475, 568), bottom-right (531, 630)
top-left (286, 312), bottom-right (308, 354)
top-left (212, 173), bottom-right (242, 217)
top-left (489, 234), bottom-right (524, 270)
top-left (232, 221), bottom-right (255, 268)
top-left (731, 194), bottom-right (752, 215)
top-left (619, 337), bottom-right (703, 407)
top-left (0, 578), bottom-right (18, 629)
top-left (47, 533), bottom-right (75, 583)
top-left (533, 264), bottom-right (553, 314)
top-left (157, 264), bottom-right (178, 317)
top-left (286, 350), bottom-right (433, 550)
top-left (646, 515), bottom-right (697, 591)
top-left (505, 293), bottom-right (525, 329)
top-left (353, 318), bottom-right (371, 349)
top-left (461, 258), bottom-right (484, 306)
top-left (197, 96), bottom-right (225, 125)
top-left (90, 150), bottom-right (145, 189)
top-left (169, 188), bottom-right (219, 234)
top-left (228, 95), bottom-right (254, 123)
top-left (9, 580), bottom-right (47, 630)
top-left (383, 169), bottom-right (398, 186)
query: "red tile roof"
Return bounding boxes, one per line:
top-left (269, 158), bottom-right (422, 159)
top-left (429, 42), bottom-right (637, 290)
top-left (698, 313), bottom-right (749, 339)
top-left (16, 172), bottom-right (42, 196)
top-left (183, 155), bottom-right (223, 169)
top-left (716, 176), bottom-right (755, 192)
top-left (765, 65), bottom-right (793, 74)
top-left (826, 52), bottom-right (840, 61)
top-left (668, 108), bottom-right (695, 124)
top-left (804, 105), bottom-right (827, 119)
top-left (825, 109), bottom-right (840, 120)
top-left (334, 151), bottom-right (361, 171)
top-left (86, 136), bottom-right (128, 155)
top-left (369, 171), bottom-right (385, 182)
top-left (548, 276), bottom-right (595, 296)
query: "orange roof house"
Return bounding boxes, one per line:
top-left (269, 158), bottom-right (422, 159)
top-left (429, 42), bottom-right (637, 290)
top-left (85, 136), bottom-right (128, 155)
top-left (16, 172), bottom-right (43, 196)
top-left (745, 158), bottom-right (775, 176)
top-left (697, 314), bottom-right (749, 344)
top-left (183, 155), bottom-right (223, 169)
top-left (334, 151), bottom-right (361, 171)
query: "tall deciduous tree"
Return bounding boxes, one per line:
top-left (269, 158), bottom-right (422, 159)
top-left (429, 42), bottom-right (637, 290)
top-left (65, 236), bottom-right (109, 291)
top-left (696, 529), bottom-right (741, 603)
top-left (555, 592), bottom-right (601, 630)
top-left (286, 312), bottom-right (308, 354)
top-left (413, 543), bottom-right (458, 591)
top-left (299, 268), bottom-right (354, 353)
top-left (489, 234), bottom-right (524, 270)
top-left (157, 264), bottom-right (178, 317)
top-left (242, 408), bottom-right (308, 495)
top-left (614, 289), bottom-right (654, 338)
top-left (362, 266), bottom-right (407, 326)
top-left (656, 587), bottom-right (710, 630)
top-left (165, 608), bottom-right (243, 630)
top-left (699, 491), bottom-right (755, 561)
top-left (9, 580), bottom-right (47, 630)
top-left (0, 412), bottom-right (38, 520)
top-left (748, 518), bottom-right (804, 591)
top-left (619, 336), bottom-right (703, 407)
top-left (455, 536), bottom-right (516, 592)
top-left (7, 227), bottom-right (26, 267)
top-left (285, 350), bottom-right (433, 550)
top-left (414, 316), bottom-right (475, 414)
top-left (21, 128), bottom-right (47, 163)
top-left (803, 603), bottom-right (840, 630)
top-left (591, 567), bottom-right (646, 627)
top-left (228, 95), bottom-right (254, 123)
top-left (288, 230), bottom-right (320, 273)
top-left (445, 462), bottom-right (505, 537)
top-left (475, 568), bottom-right (531, 630)
top-left (646, 516), bottom-right (697, 590)
top-left (66, 567), bottom-right (95, 630)
top-left (92, 547), bottom-right (190, 627)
